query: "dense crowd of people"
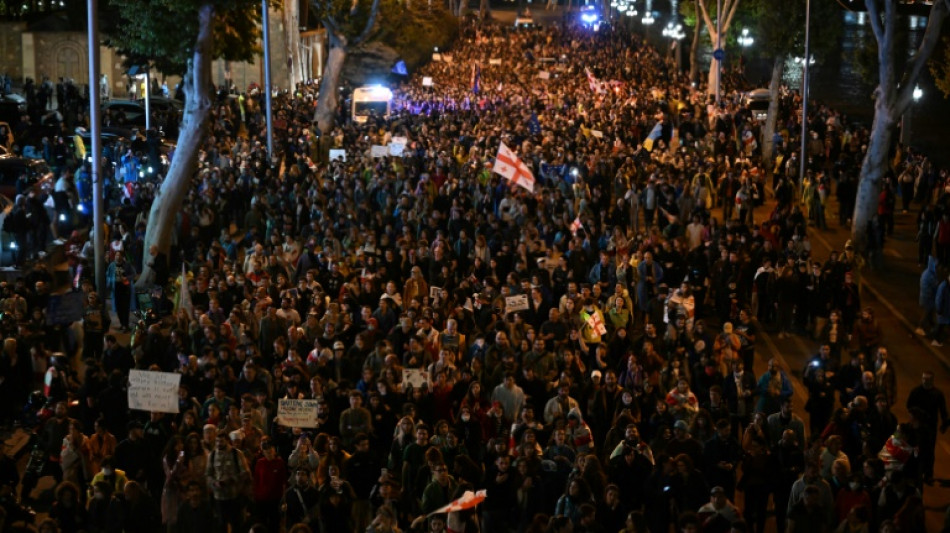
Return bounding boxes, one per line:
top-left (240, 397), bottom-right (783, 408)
top-left (0, 13), bottom-right (949, 533)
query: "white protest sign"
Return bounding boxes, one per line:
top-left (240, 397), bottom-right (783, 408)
top-left (329, 149), bottom-right (346, 162)
top-left (388, 143), bottom-right (405, 157)
top-left (505, 294), bottom-right (530, 313)
top-left (128, 370), bottom-right (181, 413)
top-left (489, 58), bottom-right (502, 65)
top-left (392, 136), bottom-right (408, 146)
top-left (371, 145), bottom-right (389, 158)
top-left (591, 130), bottom-right (604, 138)
top-left (538, 71), bottom-right (551, 80)
top-left (432, 53), bottom-right (442, 62)
top-left (422, 77), bottom-right (433, 87)
top-left (403, 368), bottom-right (429, 389)
top-left (277, 398), bottom-right (319, 428)
top-left (429, 286), bottom-right (441, 299)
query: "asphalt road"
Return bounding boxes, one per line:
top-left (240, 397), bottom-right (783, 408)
top-left (741, 192), bottom-right (950, 531)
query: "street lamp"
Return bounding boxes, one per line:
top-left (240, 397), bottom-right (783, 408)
top-left (738, 28), bottom-right (753, 48)
top-left (662, 22), bottom-right (685, 72)
top-left (901, 85), bottom-right (923, 146)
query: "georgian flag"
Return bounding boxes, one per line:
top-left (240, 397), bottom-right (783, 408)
top-left (585, 67), bottom-right (607, 94)
top-left (570, 217), bottom-right (583, 234)
top-left (493, 142), bottom-right (535, 192)
top-left (581, 310), bottom-right (607, 336)
top-left (428, 490), bottom-right (487, 515)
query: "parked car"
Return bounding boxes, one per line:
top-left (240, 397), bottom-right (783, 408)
top-left (743, 88), bottom-right (771, 122)
top-left (0, 155), bottom-right (53, 199)
top-left (102, 99), bottom-right (147, 126)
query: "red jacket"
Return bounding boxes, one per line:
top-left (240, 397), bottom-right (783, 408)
top-left (253, 456), bottom-right (287, 502)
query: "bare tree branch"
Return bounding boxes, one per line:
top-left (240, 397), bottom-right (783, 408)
top-left (864, 0), bottom-right (883, 46)
top-left (895, 0), bottom-right (949, 113)
top-left (698, 0), bottom-right (715, 40)
top-left (351, 0), bottom-right (382, 47)
top-left (723, 0), bottom-right (741, 35)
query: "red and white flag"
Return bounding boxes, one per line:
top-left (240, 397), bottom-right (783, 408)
top-left (585, 67), bottom-right (607, 94)
top-left (583, 310), bottom-right (607, 336)
top-left (428, 490), bottom-right (487, 515)
top-left (493, 142), bottom-right (535, 193)
top-left (570, 217), bottom-right (583, 234)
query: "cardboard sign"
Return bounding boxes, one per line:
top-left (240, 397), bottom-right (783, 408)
top-left (277, 398), bottom-right (319, 428)
top-left (422, 77), bottom-right (433, 87)
top-left (591, 130), bottom-right (604, 138)
top-left (371, 145), bottom-right (389, 158)
top-left (329, 149), bottom-right (346, 162)
top-left (46, 292), bottom-right (85, 325)
top-left (128, 370), bottom-right (181, 413)
top-left (388, 143), bottom-right (405, 157)
top-left (489, 58), bottom-right (502, 65)
top-left (505, 294), bottom-right (530, 313)
top-left (403, 368), bottom-right (429, 389)
top-left (391, 136), bottom-right (408, 146)
top-left (429, 286), bottom-right (441, 299)
top-left (538, 71), bottom-right (551, 80)
top-left (432, 53), bottom-right (442, 62)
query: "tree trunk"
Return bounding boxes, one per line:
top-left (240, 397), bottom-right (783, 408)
top-left (689, 4), bottom-right (701, 85)
top-left (851, 99), bottom-right (895, 253)
top-left (761, 55), bottom-right (784, 174)
top-left (314, 36), bottom-right (347, 134)
top-left (284, 0), bottom-right (304, 87)
top-left (706, 30), bottom-right (721, 96)
top-left (136, 4), bottom-right (215, 290)
top-left (479, 0), bottom-right (489, 19)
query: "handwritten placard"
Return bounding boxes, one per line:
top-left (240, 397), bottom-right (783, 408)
top-left (371, 145), bottom-right (389, 158)
top-left (429, 286), bottom-right (441, 299)
top-left (489, 58), bottom-right (502, 65)
top-left (403, 368), bottom-right (429, 389)
top-left (422, 77), bottom-right (433, 87)
top-left (591, 130), bottom-right (604, 139)
top-left (388, 143), bottom-right (405, 157)
top-left (505, 294), bottom-right (530, 313)
top-left (329, 149), bottom-right (346, 162)
top-left (128, 370), bottom-right (181, 413)
top-left (277, 398), bottom-right (319, 428)
top-left (538, 71), bottom-right (551, 80)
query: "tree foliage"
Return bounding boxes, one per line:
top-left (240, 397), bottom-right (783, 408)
top-left (374, 0), bottom-right (458, 70)
top-left (109, 0), bottom-right (269, 75)
top-left (930, 31), bottom-right (950, 98)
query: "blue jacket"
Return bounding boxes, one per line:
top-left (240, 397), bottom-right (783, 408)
top-left (920, 256), bottom-right (939, 310)
top-left (936, 279), bottom-right (950, 324)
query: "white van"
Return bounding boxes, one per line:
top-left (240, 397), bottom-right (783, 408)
top-left (351, 85), bottom-right (393, 123)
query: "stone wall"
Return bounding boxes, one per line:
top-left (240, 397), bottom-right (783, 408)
top-left (0, 22), bottom-right (25, 80)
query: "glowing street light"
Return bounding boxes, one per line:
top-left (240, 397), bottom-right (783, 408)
top-left (738, 27), bottom-right (753, 48)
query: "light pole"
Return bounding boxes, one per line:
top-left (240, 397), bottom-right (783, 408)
top-left (901, 85), bottom-right (923, 147)
top-left (262, 0), bottom-right (274, 160)
top-left (715, 0), bottom-right (721, 103)
top-left (87, 0), bottom-right (105, 293)
top-left (737, 27), bottom-right (752, 77)
top-left (798, 0), bottom-right (810, 183)
top-left (662, 22), bottom-right (685, 73)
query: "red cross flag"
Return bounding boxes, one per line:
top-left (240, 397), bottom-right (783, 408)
top-left (570, 217), bottom-right (584, 234)
top-left (583, 310), bottom-right (607, 336)
top-left (493, 142), bottom-right (536, 193)
top-left (428, 490), bottom-right (487, 516)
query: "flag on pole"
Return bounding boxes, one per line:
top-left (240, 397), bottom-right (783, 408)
top-left (527, 112), bottom-right (541, 135)
top-left (428, 490), bottom-right (487, 516)
top-left (570, 217), bottom-right (584, 234)
top-left (585, 67), bottom-right (607, 94)
top-left (642, 122), bottom-right (663, 152)
top-left (493, 142), bottom-right (535, 193)
top-left (178, 263), bottom-right (193, 316)
top-left (471, 62), bottom-right (481, 95)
